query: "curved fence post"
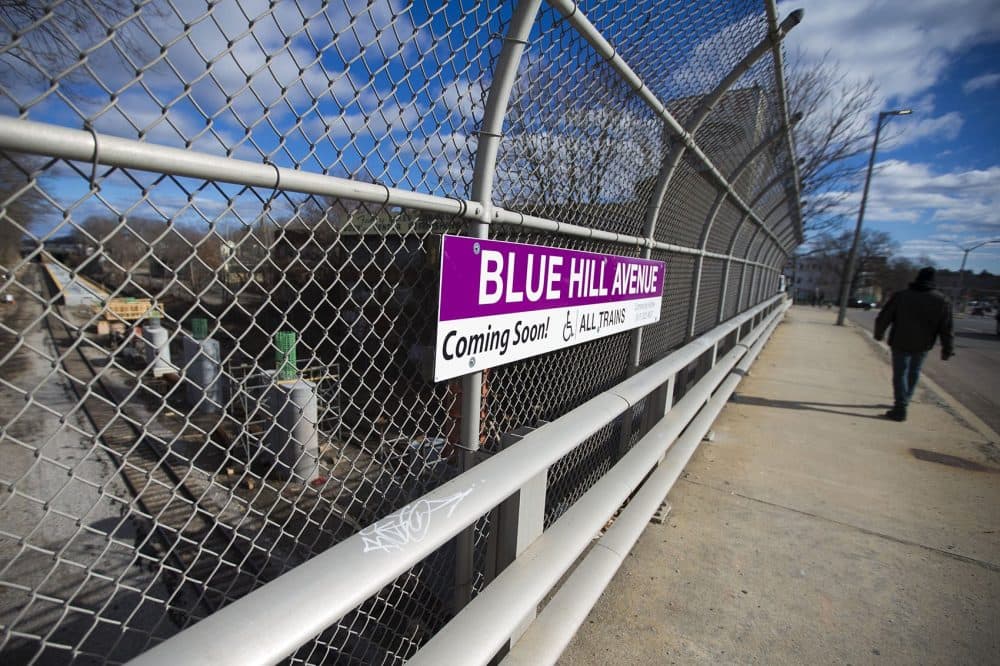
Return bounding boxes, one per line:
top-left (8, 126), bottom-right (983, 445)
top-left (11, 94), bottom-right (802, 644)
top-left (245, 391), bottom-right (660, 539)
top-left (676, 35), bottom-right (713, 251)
top-left (687, 117), bottom-right (800, 337)
top-left (454, 0), bottom-right (546, 613)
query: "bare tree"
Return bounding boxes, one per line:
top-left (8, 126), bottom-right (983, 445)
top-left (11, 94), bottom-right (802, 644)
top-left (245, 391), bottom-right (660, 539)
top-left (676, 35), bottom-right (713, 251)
top-left (73, 214), bottom-right (227, 294)
top-left (787, 50), bottom-right (880, 240)
top-left (0, 0), bottom-right (160, 82)
top-left (805, 228), bottom-right (897, 300)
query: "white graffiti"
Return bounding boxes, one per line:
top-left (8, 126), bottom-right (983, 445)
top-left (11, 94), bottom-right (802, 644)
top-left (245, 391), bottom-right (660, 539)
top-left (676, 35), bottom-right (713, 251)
top-left (360, 488), bottom-right (474, 554)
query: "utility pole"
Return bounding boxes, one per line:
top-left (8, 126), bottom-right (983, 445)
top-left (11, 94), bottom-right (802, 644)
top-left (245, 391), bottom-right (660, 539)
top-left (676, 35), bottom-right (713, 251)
top-left (950, 239), bottom-right (1000, 311)
top-left (836, 108), bottom-right (912, 326)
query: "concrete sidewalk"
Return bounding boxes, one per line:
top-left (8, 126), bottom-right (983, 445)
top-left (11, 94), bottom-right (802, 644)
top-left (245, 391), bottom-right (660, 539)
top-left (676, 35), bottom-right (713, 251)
top-left (560, 305), bottom-right (1000, 665)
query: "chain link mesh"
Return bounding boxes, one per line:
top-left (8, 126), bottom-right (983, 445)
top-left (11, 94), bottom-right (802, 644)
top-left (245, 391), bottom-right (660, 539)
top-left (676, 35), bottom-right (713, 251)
top-left (639, 252), bottom-right (697, 364)
top-left (694, 257), bottom-right (725, 336)
top-left (1, 1), bottom-right (798, 662)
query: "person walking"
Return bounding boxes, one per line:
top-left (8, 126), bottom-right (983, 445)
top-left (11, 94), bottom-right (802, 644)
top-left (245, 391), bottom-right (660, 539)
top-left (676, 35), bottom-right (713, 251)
top-left (874, 267), bottom-right (954, 421)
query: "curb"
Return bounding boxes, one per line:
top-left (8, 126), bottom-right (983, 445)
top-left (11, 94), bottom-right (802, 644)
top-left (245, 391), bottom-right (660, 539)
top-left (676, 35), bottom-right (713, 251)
top-left (844, 317), bottom-right (1000, 445)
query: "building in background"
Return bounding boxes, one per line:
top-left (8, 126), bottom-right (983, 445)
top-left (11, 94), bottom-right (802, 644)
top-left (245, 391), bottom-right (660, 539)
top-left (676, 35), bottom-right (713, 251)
top-left (790, 255), bottom-right (840, 304)
top-left (788, 253), bottom-right (887, 306)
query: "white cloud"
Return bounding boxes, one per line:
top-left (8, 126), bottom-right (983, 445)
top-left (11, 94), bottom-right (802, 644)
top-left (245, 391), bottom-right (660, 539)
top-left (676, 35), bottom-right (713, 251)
top-left (820, 161), bottom-right (1000, 255)
top-left (780, 0), bottom-right (1000, 267)
top-left (779, 0), bottom-right (1000, 104)
top-left (881, 110), bottom-right (964, 149)
top-left (963, 71), bottom-right (1000, 93)
top-left (779, 0), bottom-right (999, 156)
top-left (780, 1), bottom-right (992, 150)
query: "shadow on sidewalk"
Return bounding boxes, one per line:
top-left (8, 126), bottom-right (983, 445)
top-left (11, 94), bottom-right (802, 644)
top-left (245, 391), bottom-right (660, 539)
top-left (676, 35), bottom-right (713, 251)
top-left (732, 395), bottom-right (892, 420)
top-left (955, 331), bottom-right (998, 342)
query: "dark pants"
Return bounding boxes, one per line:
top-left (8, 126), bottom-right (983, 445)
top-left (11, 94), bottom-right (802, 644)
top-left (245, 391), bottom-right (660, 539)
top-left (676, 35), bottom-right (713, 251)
top-left (891, 349), bottom-right (927, 409)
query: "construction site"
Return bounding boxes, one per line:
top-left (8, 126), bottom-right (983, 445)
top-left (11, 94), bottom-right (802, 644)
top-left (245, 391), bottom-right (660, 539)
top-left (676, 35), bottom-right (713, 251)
top-left (1, 246), bottom-right (463, 662)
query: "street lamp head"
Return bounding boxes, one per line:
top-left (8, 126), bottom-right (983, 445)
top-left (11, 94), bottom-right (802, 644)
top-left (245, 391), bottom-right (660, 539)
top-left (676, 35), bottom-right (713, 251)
top-left (780, 9), bottom-right (805, 32)
top-left (971, 238), bottom-right (1000, 251)
top-left (946, 238), bottom-right (1000, 252)
top-left (881, 108), bottom-right (912, 117)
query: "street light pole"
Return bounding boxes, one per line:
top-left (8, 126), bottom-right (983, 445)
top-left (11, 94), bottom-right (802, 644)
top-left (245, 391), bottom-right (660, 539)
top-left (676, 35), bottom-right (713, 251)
top-left (836, 108), bottom-right (912, 326)
top-left (951, 239), bottom-right (1000, 311)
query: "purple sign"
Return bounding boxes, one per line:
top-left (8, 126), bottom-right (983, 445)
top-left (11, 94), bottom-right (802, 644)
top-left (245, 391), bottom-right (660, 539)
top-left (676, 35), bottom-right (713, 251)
top-left (434, 235), bottom-right (665, 381)
top-left (438, 236), bottom-right (664, 321)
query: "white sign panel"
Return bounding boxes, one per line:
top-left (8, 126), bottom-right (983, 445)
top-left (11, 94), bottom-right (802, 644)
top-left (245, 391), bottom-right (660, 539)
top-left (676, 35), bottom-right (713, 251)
top-left (435, 236), bottom-right (665, 381)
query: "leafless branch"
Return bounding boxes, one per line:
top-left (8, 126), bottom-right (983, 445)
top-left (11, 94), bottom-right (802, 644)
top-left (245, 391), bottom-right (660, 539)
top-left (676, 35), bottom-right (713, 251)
top-left (0, 0), bottom-right (159, 84)
top-left (786, 49), bottom-right (879, 240)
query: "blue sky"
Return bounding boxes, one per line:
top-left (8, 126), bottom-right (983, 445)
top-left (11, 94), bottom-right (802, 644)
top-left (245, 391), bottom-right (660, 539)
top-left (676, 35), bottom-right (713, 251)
top-left (779, 0), bottom-right (1000, 273)
top-left (4, 0), bottom-right (770, 247)
top-left (2, 0), bottom-right (506, 237)
top-left (5, 1), bottom-right (997, 273)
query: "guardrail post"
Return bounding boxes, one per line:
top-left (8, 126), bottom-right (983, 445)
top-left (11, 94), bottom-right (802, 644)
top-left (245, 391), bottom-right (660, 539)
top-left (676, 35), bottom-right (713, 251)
top-left (453, 0), bottom-right (544, 614)
top-left (484, 425), bottom-right (549, 659)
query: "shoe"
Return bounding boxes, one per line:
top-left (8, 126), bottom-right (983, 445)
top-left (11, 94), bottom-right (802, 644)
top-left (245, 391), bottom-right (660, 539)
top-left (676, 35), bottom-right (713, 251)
top-left (883, 407), bottom-right (906, 422)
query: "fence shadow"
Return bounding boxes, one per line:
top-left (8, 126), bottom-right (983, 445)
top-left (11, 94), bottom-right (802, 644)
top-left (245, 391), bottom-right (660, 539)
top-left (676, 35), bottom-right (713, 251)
top-left (731, 395), bottom-right (892, 420)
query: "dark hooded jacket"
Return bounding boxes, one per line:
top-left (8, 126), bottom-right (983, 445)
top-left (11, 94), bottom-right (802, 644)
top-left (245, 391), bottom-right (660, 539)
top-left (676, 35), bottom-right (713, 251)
top-left (874, 275), bottom-right (954, 354)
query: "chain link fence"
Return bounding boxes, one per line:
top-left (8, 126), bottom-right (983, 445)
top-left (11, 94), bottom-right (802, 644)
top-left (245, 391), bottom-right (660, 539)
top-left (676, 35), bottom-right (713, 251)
top-left (0, 0), bottom-right (800, 662)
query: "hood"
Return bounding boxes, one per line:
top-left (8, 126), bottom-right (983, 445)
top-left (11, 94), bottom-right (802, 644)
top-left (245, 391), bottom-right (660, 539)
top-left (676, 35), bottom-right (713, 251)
top-left (911, 267), bottom-right (936, 291)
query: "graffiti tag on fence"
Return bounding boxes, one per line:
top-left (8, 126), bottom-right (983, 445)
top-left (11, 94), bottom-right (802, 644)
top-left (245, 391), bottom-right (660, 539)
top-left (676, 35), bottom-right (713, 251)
top-left (360, 488), bottom-right (474, 554)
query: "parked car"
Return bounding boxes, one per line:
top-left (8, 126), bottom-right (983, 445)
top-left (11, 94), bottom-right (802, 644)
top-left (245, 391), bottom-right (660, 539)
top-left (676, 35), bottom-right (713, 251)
top-left (847, 298), bottom-right (877, 310)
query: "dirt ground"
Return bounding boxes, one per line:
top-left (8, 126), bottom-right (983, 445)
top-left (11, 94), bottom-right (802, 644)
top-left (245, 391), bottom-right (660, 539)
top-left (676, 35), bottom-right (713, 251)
top-left (0, 264), bottom-right (176, 664)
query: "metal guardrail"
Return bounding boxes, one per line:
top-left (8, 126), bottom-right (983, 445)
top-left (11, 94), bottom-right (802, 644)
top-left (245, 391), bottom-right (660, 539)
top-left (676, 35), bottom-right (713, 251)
top-left (472, 302), bottom-right (787, 665)
top-left (133, 296), bottom-right (788, 665)
top-left (0, 0), bottom-right (801, 663)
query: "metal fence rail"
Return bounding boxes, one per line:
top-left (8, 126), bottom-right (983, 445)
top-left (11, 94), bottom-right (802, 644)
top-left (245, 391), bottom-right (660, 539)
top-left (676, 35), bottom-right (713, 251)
top-left (0, 0), bottom-right (801, 663)
top-left (132, 296), bottom-right (788, 666)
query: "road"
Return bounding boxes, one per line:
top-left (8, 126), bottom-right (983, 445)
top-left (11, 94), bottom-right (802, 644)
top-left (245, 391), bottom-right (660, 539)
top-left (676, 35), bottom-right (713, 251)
top-left (845, 307), bottom-right (1000, 435)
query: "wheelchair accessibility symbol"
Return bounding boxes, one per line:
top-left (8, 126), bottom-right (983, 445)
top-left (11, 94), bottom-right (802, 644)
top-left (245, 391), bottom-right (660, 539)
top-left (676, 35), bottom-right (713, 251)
top-left (562, 311), bottom-right (574, 342)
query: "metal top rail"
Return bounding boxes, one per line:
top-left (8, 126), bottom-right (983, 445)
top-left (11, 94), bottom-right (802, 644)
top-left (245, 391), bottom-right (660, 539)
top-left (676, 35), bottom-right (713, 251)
top-left (131, 295), bottom-right (784, 666)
